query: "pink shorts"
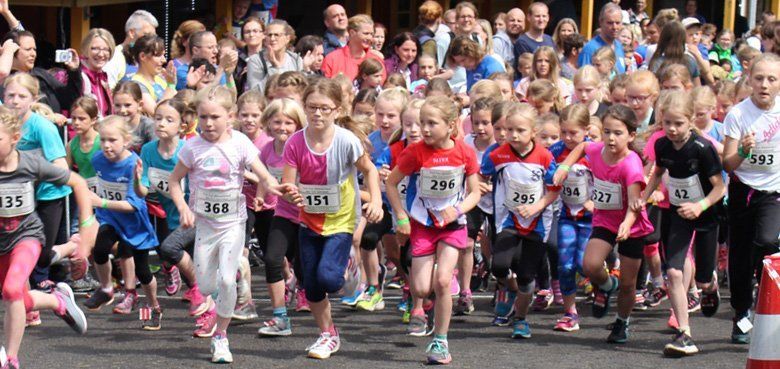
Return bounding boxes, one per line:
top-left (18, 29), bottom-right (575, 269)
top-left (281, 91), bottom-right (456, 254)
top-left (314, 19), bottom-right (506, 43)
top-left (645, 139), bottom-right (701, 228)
top-left (410, 220), bottom-right (468, 257)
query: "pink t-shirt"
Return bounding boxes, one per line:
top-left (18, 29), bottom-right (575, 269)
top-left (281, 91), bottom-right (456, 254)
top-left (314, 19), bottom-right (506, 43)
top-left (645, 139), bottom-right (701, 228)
top-left (242, 132), bottom-right (274, 211)
top-left (585, 142), bottom-right (653, 237)
top-left (178, 130), bottom-right (260, 229)
top-left (259, 139), bottom-right (299, 222)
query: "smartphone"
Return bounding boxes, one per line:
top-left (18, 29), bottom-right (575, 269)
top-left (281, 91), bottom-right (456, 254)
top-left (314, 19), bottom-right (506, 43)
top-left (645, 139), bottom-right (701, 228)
top-left (55, 49), bottom-right (72, 63)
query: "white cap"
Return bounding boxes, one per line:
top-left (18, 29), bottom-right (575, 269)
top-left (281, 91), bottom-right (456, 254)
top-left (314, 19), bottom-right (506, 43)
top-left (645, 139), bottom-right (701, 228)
top-left (681, 17), bottom-right (701, 28)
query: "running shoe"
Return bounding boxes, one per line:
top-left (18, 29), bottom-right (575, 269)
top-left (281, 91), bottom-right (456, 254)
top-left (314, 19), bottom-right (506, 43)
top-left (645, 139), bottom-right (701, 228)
top-left (210, 335), bottom-right (233, 363)
top-left (532, 289), bottom-right (553, 311)
top-left (307, 331), bottom-right (340, 359)
top-left (554, 313), bottom-right (580, 332)
top-left (668, 309), bottom-right (679, 330)
top-left (163, 265), bottom-right (181, 296)
top-left (112, 289), bottom-right (138, 315)
top-left (83, 289), bottom-right (114, 311)
top-left (731, 312), bottom-right (751, 344)
top-left (425, 339), bottom-right (452, 365)
top-left (69, 274), bottom-right (100, 293)
top-left (25, 311), bottom-right (41, 327)
top-left (408, 314), bottom-right (428, 337)
top-left (551, 280), bottom-right (564, 306)
top-left (341, 283), bottom-right (366, 307)
top-left (450, 272), bottom-right (461, 297)
top-left (53, 283), bottom-right (87, 334)
top-left (701, 288), bottom-right (721, 317)
top-left (141, 306), bottom-right (163, 331)
top-left (494, 289), bottom-right (516, 319)
top-left (35, 280), bottom-right (56, 293)
top-left (453, 291), bottom-right (475, 315)
top-left (186, 287), bottom-right (208, 316)
top-left (643, 286), bottom-right (669, 308)
top-left (356, 286), bottom-right (385, 312)
top-left (387, 275), bottom-right (404, 289)
top-left (633, 290), bottom-right (648, 311)
top-left (295, 289), bottom-right (311, 312)
top-left (511, 319), bottom-right (532, 339)
top-left (193, 308), bottom-right (217, 338)
top-left (258, 316), bottom-right (292, 336)
top-left (592, 275), bottom-right (618, 319)
top-left (401, 309), bottom-right (411, 324)
top-left (398, 288), bottom-right (410, 312)
top-left (687, 292), bottom-right (701, 313)
top-left (232, 301), bottom-right (258, 321)
top-left (664, 330), bottom-right (699, 357)
top-left (606, 318), bottom-right (629, 344)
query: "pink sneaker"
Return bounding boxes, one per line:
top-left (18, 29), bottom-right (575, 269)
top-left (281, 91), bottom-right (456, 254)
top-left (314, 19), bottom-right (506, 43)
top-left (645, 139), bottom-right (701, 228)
top-left (532, 289), bottom-right (553, 311)
top-left (450, 272), bottom-right (460, 297)
top-left (187, 287), bottom-right (209, 317)
top-left (667, 308), bottom-right (679, 330)
top-left (295, 288), bottom-right (311, 312)
top-left (193, 307), bottom-right (217, 338)
top-left (112, 289), bottom-right (138, 315)
top-left (25, 311), bottom-right (41, 327)
top-left (163, 265), bottom-right (182, 296)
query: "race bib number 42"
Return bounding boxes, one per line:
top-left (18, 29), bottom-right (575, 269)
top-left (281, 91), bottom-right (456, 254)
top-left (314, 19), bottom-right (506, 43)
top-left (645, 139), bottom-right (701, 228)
top-left (419, 167), bottom-right (464, 199)
top-left (665, 174), bottom-right (705, 206)
top-left (299, 184), bottom-right (341, 214)
top-left (592, 178), bottom-right (622, 210)
top-left (0, 182), bottom-right (35, 218)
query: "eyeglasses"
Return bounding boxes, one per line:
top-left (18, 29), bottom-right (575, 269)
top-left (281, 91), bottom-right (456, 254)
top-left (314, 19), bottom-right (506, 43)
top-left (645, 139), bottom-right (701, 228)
top-left (305, 105), bottom-right (336, 114)
top-left (627, 94), bottom-right (652, 103)
top-left (90, 47), bottom-right (111, 54)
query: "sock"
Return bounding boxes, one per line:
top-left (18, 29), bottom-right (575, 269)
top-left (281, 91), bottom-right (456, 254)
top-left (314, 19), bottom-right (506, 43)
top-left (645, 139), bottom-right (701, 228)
top-left (327, 324), bottom-right (338, 336)
top-left (688, 286), bottom-right (699, 295)
top-left (423, 299), bottom-right (435, 311)
top-left (101, 286), bottom-right (113, 293)
top-left (598, 277), bottom-right (614, 292)
top-left (566, 306), bottom-right (578, 315)
top-left (434, 334), bottom-right (447, 342)
top-left (616, 314), bottom-right (630, 324)
top-left (214, 330), bottom-right (227, 339)
top-left (680, 325), bottom-right (691, 335)
top-left (273, 306), bottom-right (288, 319)
top-left (653, 276), bottom-right (664, 288)
top-left (126, 289), bottom-right (137, 296)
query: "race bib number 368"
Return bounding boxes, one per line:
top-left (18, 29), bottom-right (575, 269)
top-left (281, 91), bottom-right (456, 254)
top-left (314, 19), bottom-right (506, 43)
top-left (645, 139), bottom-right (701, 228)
top-left (196, 189), bottom-right (240, 219)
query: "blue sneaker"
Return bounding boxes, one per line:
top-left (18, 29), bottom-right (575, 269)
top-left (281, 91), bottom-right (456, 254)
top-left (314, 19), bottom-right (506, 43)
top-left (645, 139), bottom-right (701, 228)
top-left (341, 283), bottom-right (366, 307)
top-left (494, 289), bottom-right (517, 317)
top-left (511, 319), bottom-right (531, 339)
top-left (593, 275), bottom-right (618, 319)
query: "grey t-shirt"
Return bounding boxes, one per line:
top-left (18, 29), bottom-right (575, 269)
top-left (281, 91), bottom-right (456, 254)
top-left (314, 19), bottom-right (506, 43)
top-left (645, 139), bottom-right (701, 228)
top-left (0, 150), bottom-right (70, 254)
top-left (131, 116), bottom-right (156, 153)
top-left (246, 49), bottom-right (303, 93)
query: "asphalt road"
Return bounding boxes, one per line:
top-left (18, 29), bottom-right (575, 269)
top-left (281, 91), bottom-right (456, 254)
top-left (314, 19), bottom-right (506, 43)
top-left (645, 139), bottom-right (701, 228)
top-left (9, 269), bottom-right (751, 369)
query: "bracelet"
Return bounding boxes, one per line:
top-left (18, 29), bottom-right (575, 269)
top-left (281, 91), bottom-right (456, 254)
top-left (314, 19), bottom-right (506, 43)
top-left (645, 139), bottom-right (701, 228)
top-left (698, 199), bottom-right (710, 211)
top-left (738, 146), bottom-right (751, 159)
top-left (396, 217), bottom-right (410, 226)
top-left (558, 164), bottom-right (571, 172)
top-left (79, 214), bottom-right (95, 228)
top-left (167, 82), bottom-right (177, 90)
top-left (226, 80), bottom-right (236, 88)
top-left (101, 198), bottom-right (108, 209)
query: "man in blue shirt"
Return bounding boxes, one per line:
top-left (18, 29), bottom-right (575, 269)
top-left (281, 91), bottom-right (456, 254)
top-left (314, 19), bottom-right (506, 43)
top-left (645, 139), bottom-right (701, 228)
top-left (579, 2), bottom-right (626, 74)
top-left (322, 4), bottom-right (348, 56)
top-left (514, 3), bottom-right (556, 59)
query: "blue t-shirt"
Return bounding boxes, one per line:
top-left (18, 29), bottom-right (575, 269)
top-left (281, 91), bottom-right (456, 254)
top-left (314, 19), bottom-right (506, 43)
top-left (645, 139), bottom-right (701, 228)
top-left (175, 62), bottom-right (227, 90)
top-left (467, 56), bottom-right (505, 91)
top-left (140, 140), bottom-right (187, 230)
top-left (513, 33), bottom-right (556, 61)
top-left (92, 151), bottom-right (158, 250)
top-left (17, 112), bottom-right (72, 200)
top-left (368, 130), bottom-right (388, 161)
top-left (579, 35), bottom-right (626, 74)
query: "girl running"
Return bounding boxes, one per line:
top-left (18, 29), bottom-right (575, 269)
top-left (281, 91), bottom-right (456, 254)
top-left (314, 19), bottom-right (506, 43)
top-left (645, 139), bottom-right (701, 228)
top-left (283, 78), bottom-right (383, 359)
top-left (553, 104), bottom-right (654, 344)
top-left (0, 105), bottom-right (95, 369)
top-left (168, 85), bottom-right (288, 363)
top-left (385, 95), bottom-right (481, 365)
top-left (82, 115), bottom-right (162, 331)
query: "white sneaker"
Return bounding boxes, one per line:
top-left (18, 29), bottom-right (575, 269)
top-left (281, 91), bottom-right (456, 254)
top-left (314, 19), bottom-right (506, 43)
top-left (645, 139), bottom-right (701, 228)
top-left (306, 332), bottom-right (341, 359)
top-left (211, 335), bottom-right (233, 363)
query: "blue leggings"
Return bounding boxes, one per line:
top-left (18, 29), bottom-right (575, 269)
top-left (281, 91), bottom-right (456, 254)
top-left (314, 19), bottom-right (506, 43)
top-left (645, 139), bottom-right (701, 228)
top-left (556, 218), bottom-right (592, 296)
top-left (298, 227), bottom-right (352, 302)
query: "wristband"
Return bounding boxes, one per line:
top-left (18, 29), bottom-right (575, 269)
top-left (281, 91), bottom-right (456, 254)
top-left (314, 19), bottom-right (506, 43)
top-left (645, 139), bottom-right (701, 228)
top-left (738, 146), bottom-right (751, 159)
top-left (167, 82), bottom-right (177, 90)
top-left (698, 199), bottom-right (710, 211)
top-left (79, 214), bottom-right (95, 228)
top-left (558, 164), bottom-right (571, 172)
top-left (101, 198), bottom-right (108, 209)
top-left (396, 217), bottom-right (410, 226)
top-left (226, 80), bottom-right (236, 88)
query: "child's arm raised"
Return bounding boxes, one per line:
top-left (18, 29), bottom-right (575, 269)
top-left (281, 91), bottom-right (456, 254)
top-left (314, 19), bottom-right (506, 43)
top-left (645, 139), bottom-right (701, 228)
top-left (133, 159), bottom-right (149, 198)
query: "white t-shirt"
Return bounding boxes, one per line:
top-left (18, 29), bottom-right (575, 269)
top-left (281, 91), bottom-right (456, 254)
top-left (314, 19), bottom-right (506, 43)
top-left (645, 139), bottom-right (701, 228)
top-left (723, 96), bottom-right (780, 192)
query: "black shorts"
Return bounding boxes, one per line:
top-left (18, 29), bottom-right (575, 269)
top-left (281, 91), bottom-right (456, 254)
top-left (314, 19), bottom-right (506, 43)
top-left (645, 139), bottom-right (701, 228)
top-left (590, 226), bottom-right (648, 259)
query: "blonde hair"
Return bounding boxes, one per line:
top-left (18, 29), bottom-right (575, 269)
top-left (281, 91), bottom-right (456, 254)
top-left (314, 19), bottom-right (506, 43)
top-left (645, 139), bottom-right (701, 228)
top-left (658, 89), bottom-right (694, 118)
top-left (0, 105), bottom-right (22, 135)
top-left (80, 28), bottom-right (116, 59)
top-left (573, 65), bottom-right (602, 88)
top-left (261, 98), bottom-right (306, 131)
top-left (470, 79), bottom-right (502, 101)
top-left (527, 79), bottom-right (563, 112)
top-left (536, 112), bottom-right (560, 131)
top-left (348, 14), bottom-right (374, 31)
top-left (377, 87), bottom-right (410, 114)
top-left (30, 103), bottom-right (57, 123)
top-left (593, 46), bottom-right (616, 72)
top-left (506, 102), bottom-right (538, 128)
top-left (553, 18), bottom-right (579, 51)
top-left (3, 72), bottom-right (39, 97)
top-left (336, 115), bottom-right (373, 153)
top-left (532, 46), bottom-right (562, 86)
top-left (626, 70), bottom-right (660, 95)
top-left (477, 19), bottom-right (494, 53)
top-left (237, 89), bottom-right (266, 113)
top-left (195, 85), bottom-right (236, 113)
top-left (559, 103), bottom-right (590, 130)
top-left (658, 63), bottom-right (693, 89)
top-left (691, 86), bottom-right (716, 108)
top-left (423, 95), bottom-right (459, 133)
top-left (171, 20), bottom-right (206, 59)
top-left (98, 115), bottom-right (133, 139)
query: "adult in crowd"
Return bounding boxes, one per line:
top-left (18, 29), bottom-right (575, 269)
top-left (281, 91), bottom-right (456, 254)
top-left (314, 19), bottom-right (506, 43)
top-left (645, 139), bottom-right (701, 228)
top-left (322, 14), bottom-right (385, 82)
top-left (295, 35), bottom-right (326, 76)
top-left (235, 16), bottom-right (265, 93)
top-left (579, 2), bottom-right (626, 74)
top-left (449, 35), bottom-right (505, 91)
top-left (246, 19), bottom-right (303, 92)
top-left (629, 0), bottom-right (650, 25)
top-left (103, 10), bottom-right (158, 87)
top-left (383, 32), bottom-right (419, 88)
top-left (493, 8), bottom-right (525, 68)
top-left (647, 21), bottom-right (713, 86)
top-left (412, 1), bottom-right (443, 60)
top-left (552, 18), bottom-right (578, 56)
top-left (436, 2), bottom-right (483, 93)
top-left (514, 2), bottom-right (556, 56)
top-left (170, 20), bottom-right (207, 75)
top-left (322, 4), bottom-right (348, 56)
top-left (684, 0), bottom-right (706, 24)
top-left (176, 31), bottom-right (236, 90)
top-left (78, 28), bottom-right (116, 118)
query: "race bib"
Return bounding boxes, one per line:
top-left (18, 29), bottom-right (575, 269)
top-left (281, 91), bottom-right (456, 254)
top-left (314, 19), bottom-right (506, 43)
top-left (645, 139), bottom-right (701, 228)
top-left (0, 182), bottom-right (35, 217)
top-left (299, 184), bottom-right (341, 214)
top-left (398, 177), bottom-right (410, 203)
top-left (562, 175), bottom-right (589, 205)
top-left (665, 174), bottom-right (705, 206)
top-left (195, 188), bottom-right (240, 219)
top-left (148, 167), bottom-right (179, 198)
top-left (85, 177), bottom-right (98, 194)
top-left (742, 143), bottom-right (779, 172)
top-left (268, 166), bottom-right (284, 183)
top-left (592, 178), bottom-right (622, 210)
top-left (419, 167), bottom-right (464, 199)
top-left (98, 179), bottom-right (128, 201)
top-left (504, 178), bottom-right (543, 210)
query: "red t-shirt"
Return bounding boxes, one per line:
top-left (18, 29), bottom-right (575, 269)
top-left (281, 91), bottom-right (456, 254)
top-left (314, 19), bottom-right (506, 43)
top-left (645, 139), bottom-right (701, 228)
top-left (321, 45), bottom-right (387, 82)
